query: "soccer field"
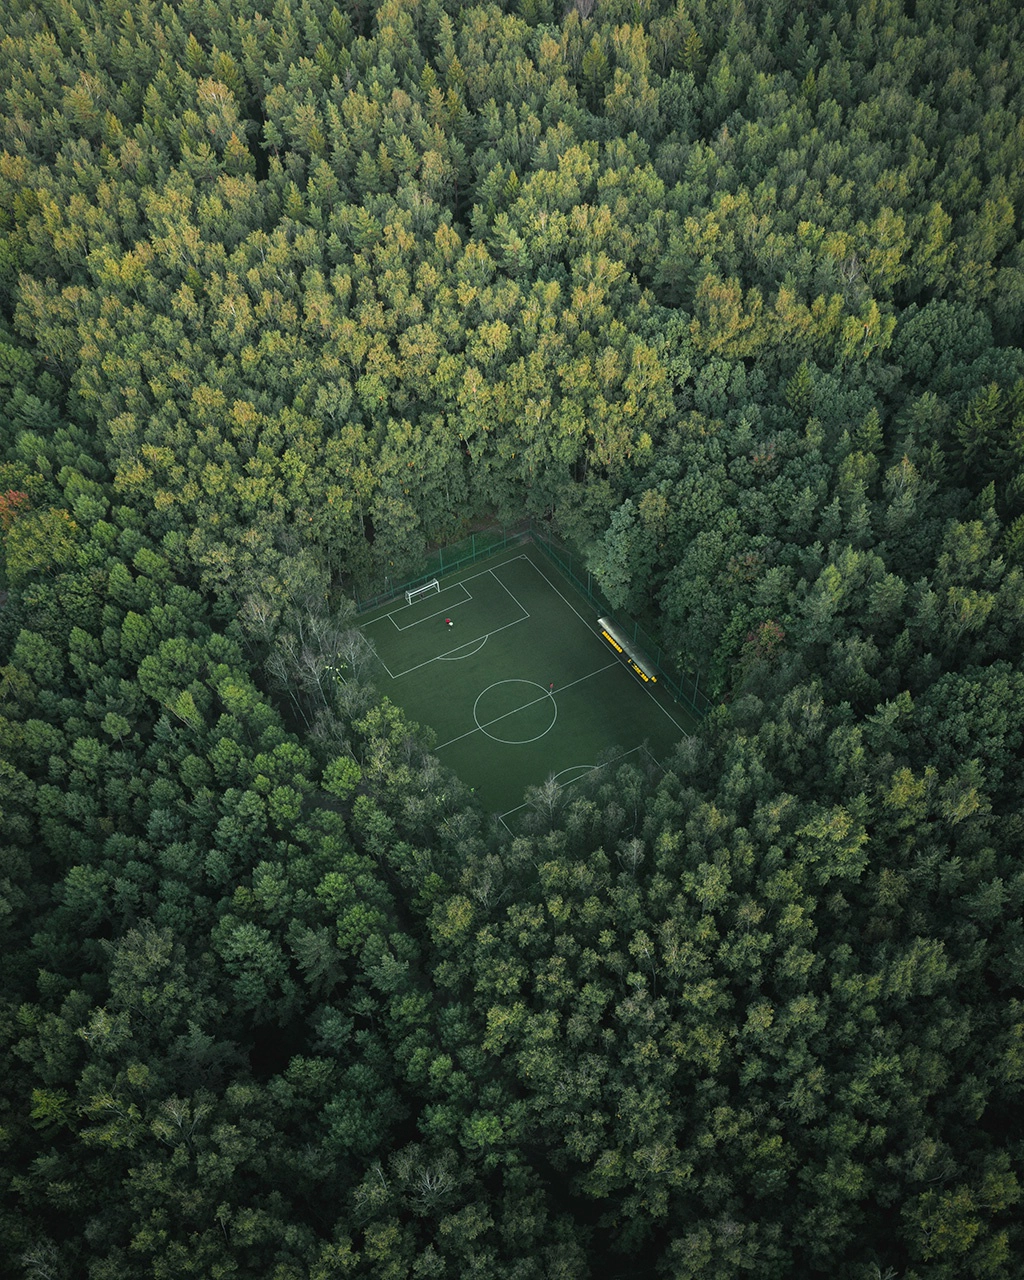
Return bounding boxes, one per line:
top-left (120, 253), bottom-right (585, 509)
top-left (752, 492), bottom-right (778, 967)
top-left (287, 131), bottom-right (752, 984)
top-left (359, 543), bottom-right (698, 822)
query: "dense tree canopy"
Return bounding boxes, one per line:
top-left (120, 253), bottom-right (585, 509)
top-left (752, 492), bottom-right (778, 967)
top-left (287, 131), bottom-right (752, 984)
top-left (1, 0), bottom-right (1023, 1276)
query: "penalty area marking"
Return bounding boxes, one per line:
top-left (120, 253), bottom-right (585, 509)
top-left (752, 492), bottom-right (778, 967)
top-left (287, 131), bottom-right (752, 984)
top-left (438, 635), bottom-right (488, 661)
top-left (387, 611), bottom-right (527, 680)
top-left (383, 582), bottom-right (472, 632)
top-left (551, 763), bottom-right (597, 785)
top-left (367, 562), bottom-right (532, 681)
top-left (495, 743), bottom-right (661, 835)
top-left (366, 558), bottom-right (531, 634)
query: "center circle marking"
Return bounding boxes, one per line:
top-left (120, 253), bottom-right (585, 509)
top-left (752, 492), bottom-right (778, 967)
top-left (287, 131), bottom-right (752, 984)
top-left (473, 679), bottom-right (557, 744)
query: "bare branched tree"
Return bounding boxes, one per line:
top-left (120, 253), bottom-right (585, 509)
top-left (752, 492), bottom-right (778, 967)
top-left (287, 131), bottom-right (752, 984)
top-left (21, 1242), bottom-right (64, 1280)
top-left (523, 774), bottom-right (565, 832)
top-left (617, 836), bottom-right (645, 875)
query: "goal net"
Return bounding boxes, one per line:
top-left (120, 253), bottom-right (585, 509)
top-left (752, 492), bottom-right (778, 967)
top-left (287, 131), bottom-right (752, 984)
top-left (405, 578), bottom-right (440, 605)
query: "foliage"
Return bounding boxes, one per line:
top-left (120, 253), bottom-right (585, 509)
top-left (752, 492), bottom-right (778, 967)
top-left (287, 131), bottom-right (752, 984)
top-left (1, 0), bottom-right (1023, 1276)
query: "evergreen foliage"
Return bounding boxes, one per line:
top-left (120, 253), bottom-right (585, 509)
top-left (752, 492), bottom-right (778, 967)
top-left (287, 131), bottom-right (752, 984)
top-left (1, 0), bottom-right (1023, 1275)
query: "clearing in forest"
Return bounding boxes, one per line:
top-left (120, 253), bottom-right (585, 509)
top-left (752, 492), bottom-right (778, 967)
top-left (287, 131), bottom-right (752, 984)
top-left (359, 542), bottom-right (698, 823)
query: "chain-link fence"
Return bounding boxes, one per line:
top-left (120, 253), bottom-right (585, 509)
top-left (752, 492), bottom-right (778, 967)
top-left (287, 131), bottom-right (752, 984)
top-left (528, 523), bottom-right (713, 720)
top-left (353, 519), bottom-right (712, 719)
top-left (352, 524), bottom-right (531, 613)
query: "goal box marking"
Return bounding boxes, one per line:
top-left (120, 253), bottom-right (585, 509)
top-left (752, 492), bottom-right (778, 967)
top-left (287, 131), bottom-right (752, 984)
top-left (405, 578), bottom-right (440, 605)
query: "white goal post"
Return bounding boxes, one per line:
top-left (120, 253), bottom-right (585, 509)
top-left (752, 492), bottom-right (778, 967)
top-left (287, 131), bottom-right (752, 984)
top-left (405, 579), bottom-right (440, 605)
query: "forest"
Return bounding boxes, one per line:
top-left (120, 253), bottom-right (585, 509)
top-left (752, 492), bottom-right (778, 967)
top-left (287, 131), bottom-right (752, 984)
top-left (1, 0), bottom-right (1023, 1275)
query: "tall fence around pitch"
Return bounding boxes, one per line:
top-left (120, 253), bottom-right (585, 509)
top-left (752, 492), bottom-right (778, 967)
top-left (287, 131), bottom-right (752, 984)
top-left (351, 524), bottom-right (532, 614)
top-left (527, 523), bottom-right (713, 720)
top-left (352, 519), bottom-right (712, 719)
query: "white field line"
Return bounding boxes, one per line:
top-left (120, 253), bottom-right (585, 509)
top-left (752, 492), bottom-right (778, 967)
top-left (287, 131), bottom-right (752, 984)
top-left (522, 554), bottom-right (597, 631)
top-left (524, 554), bottom-right (691, 738)
top-left (389, 611), bottom-right (528, 680)
top-left (364, 554), bottom-right (531, 632)
top-left (375, 655), bottom-right (397, 679)
top-left (367, 564), bottom-right (531, 680)
top-left (638, 673), bottom-right (692, 738)
top-left (435, 660), bottom-right (618, 751)
top-left (381, 582), bottom-right (472, 632)
top-left (490, 565), bottom-right (532, 616)
top-left (496, 742), bottom-right (662, 829)
top-left (437, 635), bottom-right (488, 661)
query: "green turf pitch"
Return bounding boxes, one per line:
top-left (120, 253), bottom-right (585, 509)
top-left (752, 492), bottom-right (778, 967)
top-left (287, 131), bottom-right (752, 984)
top-left (359, 544), bottom-right (699, 821)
